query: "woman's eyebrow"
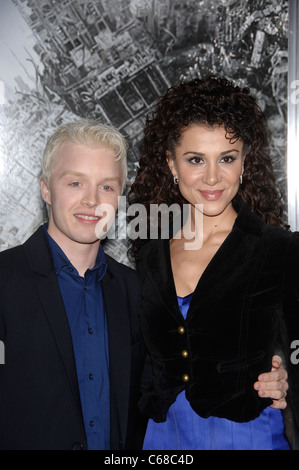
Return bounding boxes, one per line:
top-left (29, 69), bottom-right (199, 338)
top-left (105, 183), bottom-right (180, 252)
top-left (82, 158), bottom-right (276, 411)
top-left (183, 149), bottom-right (240, 156)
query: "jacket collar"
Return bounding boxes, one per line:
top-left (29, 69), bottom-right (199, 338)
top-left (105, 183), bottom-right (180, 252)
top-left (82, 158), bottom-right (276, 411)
top-left (138, 204), bottom-right (265, 318)
top-left (232, 202), bottom-right (264, 236)
top-left (23, 225), bottom-right (54, 276)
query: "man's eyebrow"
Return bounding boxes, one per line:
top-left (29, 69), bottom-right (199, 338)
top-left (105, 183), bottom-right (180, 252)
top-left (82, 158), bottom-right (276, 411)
top-left (60, 171), bottom-right (85, 178)
top-left (101, 177), bottom-right (121, 182)
top-left (59, 172), bottom-right (121, 182)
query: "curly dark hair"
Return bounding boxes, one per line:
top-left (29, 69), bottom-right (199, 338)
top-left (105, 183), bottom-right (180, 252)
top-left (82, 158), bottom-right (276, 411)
top-left (128, 76), bottom-right (285, 258)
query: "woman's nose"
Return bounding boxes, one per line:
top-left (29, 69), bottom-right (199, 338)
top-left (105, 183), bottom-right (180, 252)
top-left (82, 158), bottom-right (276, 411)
top-left (203, 164), bottom-right (220, 185)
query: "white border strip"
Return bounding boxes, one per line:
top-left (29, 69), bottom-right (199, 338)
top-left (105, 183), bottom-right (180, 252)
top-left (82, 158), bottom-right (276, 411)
top-left (288, 0), bottom-right (299, 230)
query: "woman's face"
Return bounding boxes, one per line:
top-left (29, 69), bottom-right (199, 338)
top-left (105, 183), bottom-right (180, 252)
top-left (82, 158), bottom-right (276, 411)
top-left (167, 124), bottom-right (245, 218)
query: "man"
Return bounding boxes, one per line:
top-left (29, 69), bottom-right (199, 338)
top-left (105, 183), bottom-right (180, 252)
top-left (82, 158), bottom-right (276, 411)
top-left (0, 119), bottom-right (289, 450)
top-left (0, 119), bottom-right (146, 450)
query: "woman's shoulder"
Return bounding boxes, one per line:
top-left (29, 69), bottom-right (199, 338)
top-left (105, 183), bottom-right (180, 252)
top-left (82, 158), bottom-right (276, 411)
top-left (236, 203), bottom-right (295, 245)
top-left (136, 238), bottom-right (165, 259)
top-left (135, 238), bottom-right (168, 278)
top-left (259, 225), bottom-right (299, 277)
top-left (263, 223), bottom-right (298, 246)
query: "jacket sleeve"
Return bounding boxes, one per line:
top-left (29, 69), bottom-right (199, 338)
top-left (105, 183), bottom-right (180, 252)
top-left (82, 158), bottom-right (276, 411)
top-left (282, 231), bottom-right (299, 427)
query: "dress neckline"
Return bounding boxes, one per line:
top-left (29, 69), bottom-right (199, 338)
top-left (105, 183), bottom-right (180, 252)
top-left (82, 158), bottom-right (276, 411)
top-left (177, 292), bottom-right (193, 300)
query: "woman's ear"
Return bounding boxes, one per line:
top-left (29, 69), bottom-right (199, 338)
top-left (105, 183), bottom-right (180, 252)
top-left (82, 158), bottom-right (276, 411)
top-left (166, 150), bottom-right (176, 177)
top-left (241, 154), bottom-right (246, 176)
top-left (40, 179), bottom-right (51, 206)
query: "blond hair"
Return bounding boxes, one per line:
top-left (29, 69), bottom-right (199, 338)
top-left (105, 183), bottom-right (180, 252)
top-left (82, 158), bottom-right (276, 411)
top-left (41, 119), bottom-right (128, 192)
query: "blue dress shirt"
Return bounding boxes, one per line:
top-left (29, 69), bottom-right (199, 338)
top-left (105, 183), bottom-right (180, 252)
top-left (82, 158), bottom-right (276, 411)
top-left (43, 225), bottom-right (110, 450)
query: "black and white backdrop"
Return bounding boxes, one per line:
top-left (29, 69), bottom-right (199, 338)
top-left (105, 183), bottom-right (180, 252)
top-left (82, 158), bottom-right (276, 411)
top-left (0, 0), bottom-right (289, 264)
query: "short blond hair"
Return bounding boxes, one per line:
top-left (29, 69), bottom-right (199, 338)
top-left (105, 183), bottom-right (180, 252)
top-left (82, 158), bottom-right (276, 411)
top-left (41, 119), bottom-right (128, 192)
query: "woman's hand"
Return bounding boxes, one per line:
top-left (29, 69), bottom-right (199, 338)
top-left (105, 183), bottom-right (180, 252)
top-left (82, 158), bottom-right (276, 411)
top-left (254, 355), bottom-right (288, 409)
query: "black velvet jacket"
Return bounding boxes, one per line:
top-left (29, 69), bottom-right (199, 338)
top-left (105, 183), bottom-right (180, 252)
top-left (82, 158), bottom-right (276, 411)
top-left (137, 204), bottom-right (299, 427)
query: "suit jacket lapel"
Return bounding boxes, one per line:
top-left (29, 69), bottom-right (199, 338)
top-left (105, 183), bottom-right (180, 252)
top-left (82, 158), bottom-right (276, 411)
top-left (143, 239), bottom-right (181, 317)
top-left (190, 204), bottom-right (264, 302)
top-left (36, 274), bottom-right (83, 411)
top-left (101, 262), bottom-right (131, 449)
top-left (23, 227), bottom-right (83, 415)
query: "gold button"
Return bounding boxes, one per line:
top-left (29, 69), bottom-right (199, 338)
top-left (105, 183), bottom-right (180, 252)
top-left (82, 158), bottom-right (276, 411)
top-left (177, 326), bottom-right (185, 335)
top-left (181, 349), bottom-right (188, 358)
top-left (182, 374), bottom-right (189, 382)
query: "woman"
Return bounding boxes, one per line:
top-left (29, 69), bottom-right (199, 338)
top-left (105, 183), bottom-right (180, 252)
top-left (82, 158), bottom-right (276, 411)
top-left (129, 76), bottom-right (299, 450)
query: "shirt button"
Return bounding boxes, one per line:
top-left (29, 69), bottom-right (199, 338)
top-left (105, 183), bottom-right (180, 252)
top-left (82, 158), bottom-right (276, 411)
top-left (88, 328), bottom-right (93, 334)
top-left (89, 373), bottom-right (94, 380)
top-left (72, 442), bottom-right (83, 450)
top-left (181, 349), bottom-right (188, 358)
top-left (182, 374), bottom-right (190, 383)
top-left (89, 420), bottom-right (95, 427)
top-left (177, 326), bottom-right (185, 335)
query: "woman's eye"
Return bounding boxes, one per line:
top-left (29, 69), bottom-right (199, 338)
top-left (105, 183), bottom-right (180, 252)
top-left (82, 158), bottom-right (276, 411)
top-left (220, 156), bottom-right (236, 163)
top-left (189, 157), bottom-right (203, 164)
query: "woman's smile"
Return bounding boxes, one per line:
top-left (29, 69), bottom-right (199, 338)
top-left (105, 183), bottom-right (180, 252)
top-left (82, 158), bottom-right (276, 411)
top-left (199, 190), bottom-right (224, 201)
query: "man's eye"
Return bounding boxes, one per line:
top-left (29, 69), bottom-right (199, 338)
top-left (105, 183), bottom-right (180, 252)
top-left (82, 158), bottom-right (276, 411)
top-left (102, 185), bottom-right (112, 191)
top-left (70, 182), bottom-right (80, 187)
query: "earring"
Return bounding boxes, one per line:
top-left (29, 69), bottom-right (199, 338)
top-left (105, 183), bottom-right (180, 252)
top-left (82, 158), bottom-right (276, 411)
top-left (239, 175), bottom-right (243, 185)
top-left (173, 176), bottom-right (179, 185)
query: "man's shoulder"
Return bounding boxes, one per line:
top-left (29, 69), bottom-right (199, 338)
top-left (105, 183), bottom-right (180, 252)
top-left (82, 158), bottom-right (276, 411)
top-left (104, 251), bottom-right (141, 290)
top-left (0, 226), bottom-right (48, 273)
top-left (105, 252), bottom-right (138, 277)
top-left (0, 243), bottom-right (24, 267)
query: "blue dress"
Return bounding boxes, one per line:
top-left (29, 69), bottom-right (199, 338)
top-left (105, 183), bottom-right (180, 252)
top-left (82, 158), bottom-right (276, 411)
top-left (142, 294), bottom-right (291, 450)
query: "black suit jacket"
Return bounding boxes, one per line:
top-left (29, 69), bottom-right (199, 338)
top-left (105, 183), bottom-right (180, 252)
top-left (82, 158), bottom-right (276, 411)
top-left (0, 227), bottom-right (146, 450)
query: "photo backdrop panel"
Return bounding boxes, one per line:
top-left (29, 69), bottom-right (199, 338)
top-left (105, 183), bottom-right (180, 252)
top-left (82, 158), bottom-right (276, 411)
top-left (0, 0), bottom-right (288, 264)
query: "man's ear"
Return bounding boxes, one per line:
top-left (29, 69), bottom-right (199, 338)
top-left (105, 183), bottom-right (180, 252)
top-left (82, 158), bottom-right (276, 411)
top-left (40, 179), bottom-right (51, 206)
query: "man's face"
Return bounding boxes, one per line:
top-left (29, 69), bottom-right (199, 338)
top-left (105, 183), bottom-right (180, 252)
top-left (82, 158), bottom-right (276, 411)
top-left (40, 142), bottom-right (122, 251)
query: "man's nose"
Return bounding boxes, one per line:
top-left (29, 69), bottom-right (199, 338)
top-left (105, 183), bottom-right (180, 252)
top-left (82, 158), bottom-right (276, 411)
top-left (81, 186), bottom-right (98, 206)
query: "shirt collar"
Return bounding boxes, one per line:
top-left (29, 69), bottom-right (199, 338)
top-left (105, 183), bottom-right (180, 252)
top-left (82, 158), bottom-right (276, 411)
top-left (42, 223), bottom-right (107, 280)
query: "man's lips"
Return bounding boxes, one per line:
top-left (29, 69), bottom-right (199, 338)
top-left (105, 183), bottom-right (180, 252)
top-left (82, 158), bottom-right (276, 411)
top-left (199, 190), bottom-right (224, 201)
top-left (74, 214), bottom-right (101, 223)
